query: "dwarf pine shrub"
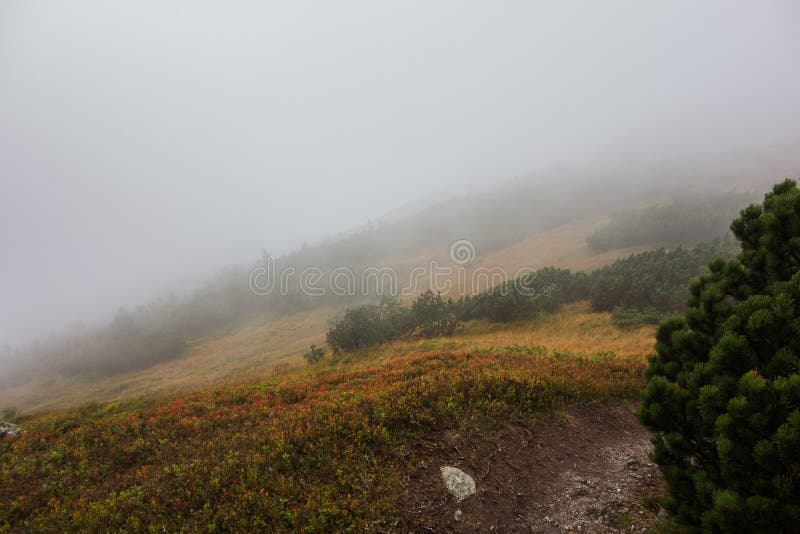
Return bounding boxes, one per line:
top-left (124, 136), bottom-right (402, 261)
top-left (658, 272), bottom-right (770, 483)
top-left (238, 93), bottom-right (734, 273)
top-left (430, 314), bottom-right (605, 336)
top-left (639, 179), bottom-right (800, 531)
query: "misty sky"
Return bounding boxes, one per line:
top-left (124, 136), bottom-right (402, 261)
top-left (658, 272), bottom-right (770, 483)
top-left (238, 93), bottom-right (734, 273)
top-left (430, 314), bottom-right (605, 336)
top-left (1, 1), bottom-right (799, 346)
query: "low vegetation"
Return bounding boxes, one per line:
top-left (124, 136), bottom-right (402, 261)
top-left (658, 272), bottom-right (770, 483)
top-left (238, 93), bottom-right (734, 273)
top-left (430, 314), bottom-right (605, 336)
top-left (325, 291), bottom-right (459, 353)
top-left (609, 306), bottom-right (668, 330)
top-left (586, 191), bottom-right (753, 252)
top-left (302, 345), bottom-right (325, 364)
top-left (590, 239), bottom-right (738, 327)
top-left (326, 241), bottom-right (737, 354)
top-left (325, 269), bottom-right (586, 354)
top-left (0, 316), bottom-right (646, 532)
top-left (452, 267), bottom-right (586, 323)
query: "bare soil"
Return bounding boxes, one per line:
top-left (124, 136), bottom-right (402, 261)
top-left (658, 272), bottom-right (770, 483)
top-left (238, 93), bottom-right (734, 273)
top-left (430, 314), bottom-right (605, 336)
top-left (401, 403), bottom-right (664, 533)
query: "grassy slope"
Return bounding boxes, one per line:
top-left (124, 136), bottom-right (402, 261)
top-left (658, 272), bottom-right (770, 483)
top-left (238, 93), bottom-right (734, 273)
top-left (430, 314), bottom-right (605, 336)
top-left (0, 217), bottom-right (647, 414)
top-left (0, 308), bottom-right (333, 413)
top-left (376, 216), bottom-right (652, 295)
top-left (0, 304), bottom-right (655, 532)
top-left (336, 302), bottom-right (654, 365)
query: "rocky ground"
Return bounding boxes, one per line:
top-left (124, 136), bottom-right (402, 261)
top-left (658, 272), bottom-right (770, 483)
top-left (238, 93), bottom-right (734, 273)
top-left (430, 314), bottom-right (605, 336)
top-left (402, 403), bottom-right (664, 533)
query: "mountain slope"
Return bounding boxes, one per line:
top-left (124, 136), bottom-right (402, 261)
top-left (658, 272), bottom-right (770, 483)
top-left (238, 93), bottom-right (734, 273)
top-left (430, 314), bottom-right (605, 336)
top-left (0, 217), bottom-right (645, 413)
top-left (0, 304), bottom-right (654, 532)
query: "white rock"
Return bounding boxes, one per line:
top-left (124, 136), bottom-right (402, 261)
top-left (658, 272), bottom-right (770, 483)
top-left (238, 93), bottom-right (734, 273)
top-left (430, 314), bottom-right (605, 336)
top-left (440, 466), bottom-right (476, 503)
top-left (0, 422), bottom-right (25, 439)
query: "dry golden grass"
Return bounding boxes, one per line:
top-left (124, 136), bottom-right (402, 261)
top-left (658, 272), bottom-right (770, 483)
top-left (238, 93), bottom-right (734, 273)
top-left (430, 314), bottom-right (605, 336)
top-left (478, 218), bottom-right (652, 274)
top-left (338, 301), bottom-right (655, 370)
top-left (371, 217), bottom-right (649, 299)
top-left (1, 300), bottom-right (655, 414)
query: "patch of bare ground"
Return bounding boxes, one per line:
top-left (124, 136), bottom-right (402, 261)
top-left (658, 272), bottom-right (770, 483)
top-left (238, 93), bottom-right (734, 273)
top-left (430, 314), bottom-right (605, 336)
top-left (401, 403), bottom-right (664, 533)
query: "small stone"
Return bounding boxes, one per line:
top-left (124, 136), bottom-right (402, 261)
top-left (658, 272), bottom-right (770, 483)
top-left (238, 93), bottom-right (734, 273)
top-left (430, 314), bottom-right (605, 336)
top-left (0, 422), bottom-right (25, 439)
top-left (440, 466), bottom-right (476, 502)
top-left (454, 509), bottom-right (463, 521)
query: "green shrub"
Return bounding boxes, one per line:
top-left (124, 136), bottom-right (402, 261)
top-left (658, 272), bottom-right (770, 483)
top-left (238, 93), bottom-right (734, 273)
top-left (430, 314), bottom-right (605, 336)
top-left (587, 191), bottom-right (753, 252)
top-left (326, 291), bottom-right (465, 353)
top-left (303, 345), bottom-right (326, 364)
top-left (639, 179), bottom-right (800, 530)
top-left (408, 290), bottom-right (459, 338)
top-left (590, 240), bottom-right (737, 316)
top-left (610, 307), bottom-right (664, 329)
top-left (454, 267), bottom-right (586, 322)
top-left (326, 298), bottom-right (410, 353)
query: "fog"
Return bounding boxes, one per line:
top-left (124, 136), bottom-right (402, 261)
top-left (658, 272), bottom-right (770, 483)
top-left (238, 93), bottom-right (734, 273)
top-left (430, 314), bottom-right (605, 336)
top-left (1, 1), bottom-right (799, 348)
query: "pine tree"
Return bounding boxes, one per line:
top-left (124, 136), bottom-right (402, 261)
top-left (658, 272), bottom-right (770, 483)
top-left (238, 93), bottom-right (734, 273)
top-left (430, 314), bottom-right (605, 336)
top-left (639, 179), bottom-right (800, 531)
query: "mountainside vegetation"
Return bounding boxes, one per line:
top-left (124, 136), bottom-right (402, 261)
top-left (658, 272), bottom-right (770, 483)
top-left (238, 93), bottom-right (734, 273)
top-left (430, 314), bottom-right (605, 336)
top-left (0, 310), bottom-right (647, 532)
top-left (1, 182), bottom-right (755, 387)
top-left (325, 239), bottom-right (738, 353)
top-left (589, 239), bottom-right (739, 327)
top-left (325, 291), bottom-right (459, 354)
top-left (587, 191), bottom-right (755, 252)
top-left (3, 179), bottom-right (795, 532)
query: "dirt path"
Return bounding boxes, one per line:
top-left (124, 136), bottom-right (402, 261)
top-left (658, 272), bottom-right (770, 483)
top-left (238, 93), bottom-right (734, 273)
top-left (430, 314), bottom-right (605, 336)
top-left (402, 404), bottom-right (663, 533)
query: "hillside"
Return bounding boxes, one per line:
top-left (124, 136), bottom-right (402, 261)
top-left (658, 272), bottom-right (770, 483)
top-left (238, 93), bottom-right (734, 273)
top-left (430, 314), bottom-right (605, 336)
top-left (0, 181), bottom-right (786, 532)
top-left (0, 181), bottom-right (768, 532)
top-left (0, 217), bottom-right (644, 414)
top-left (1, 175), bottom-right (760, 391)
top-left (0, 308), bottom-right (333, 413)
top-left (0, 303), bottom-right (661, 532)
